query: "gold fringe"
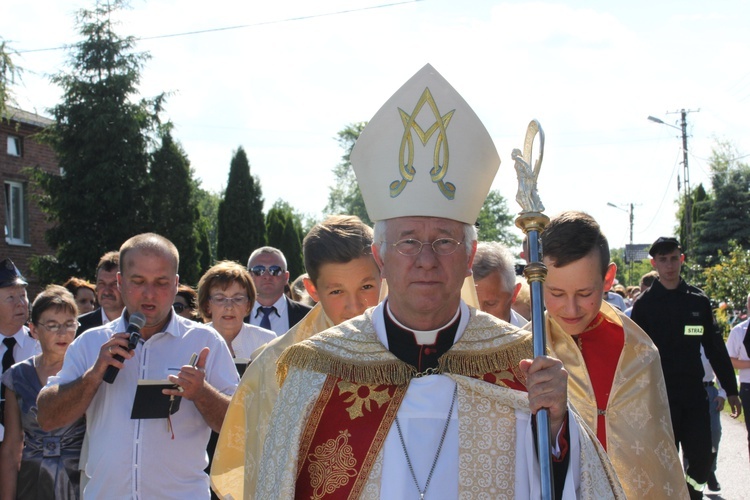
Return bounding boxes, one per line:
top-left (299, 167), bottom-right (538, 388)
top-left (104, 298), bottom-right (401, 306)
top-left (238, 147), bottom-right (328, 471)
top-left (439, 335), bottom-right (535, 377)
top-left (277, 343), bottom-right (416, 386)
top-left (277, 334), bottom-right (538, 386)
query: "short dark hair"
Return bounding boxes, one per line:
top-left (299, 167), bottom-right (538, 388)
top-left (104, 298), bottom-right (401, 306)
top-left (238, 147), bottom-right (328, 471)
top-left (31, 285), bottom-right (78, 324)
top-left (197, 261), bottom-right (256, 321)
top-left (541, 211), bottom-right (610, 278)
top-left (640, 270), bottom-right (659, 289)
top-left (303, 215), bottom-right (374, 285)
top-left (96, 251), bottom-right (120, 275)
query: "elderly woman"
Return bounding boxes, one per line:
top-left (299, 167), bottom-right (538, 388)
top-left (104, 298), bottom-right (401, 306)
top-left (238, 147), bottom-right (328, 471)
top-left (197, 261), bottom-right (276, 359)
top-left (0, 285), bottom-right (85, 499)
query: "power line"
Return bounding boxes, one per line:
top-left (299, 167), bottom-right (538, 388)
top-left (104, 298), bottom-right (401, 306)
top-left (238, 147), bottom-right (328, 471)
top-left (638, 147), bottom-right (681, 235)
top-left (16, 0), bottom-right (423, 54)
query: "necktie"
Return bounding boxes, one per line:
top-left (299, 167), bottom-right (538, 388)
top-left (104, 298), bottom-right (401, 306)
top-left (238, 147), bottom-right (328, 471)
top-left (258, 306), bottom-right (277, 331)
top-left (743, 320), bottom-right (750, 355)
top-left (1, 337), bottom-right (17, 427)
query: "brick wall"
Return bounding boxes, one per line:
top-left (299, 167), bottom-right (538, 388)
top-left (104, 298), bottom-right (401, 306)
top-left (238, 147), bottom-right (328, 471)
top-left (0, 110), bottom-right (59, 298)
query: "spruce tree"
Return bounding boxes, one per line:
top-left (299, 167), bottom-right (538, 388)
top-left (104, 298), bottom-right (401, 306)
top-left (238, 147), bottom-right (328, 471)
top-left (216, 147), bottom-right (265, 263)
top-left (149, 127), bottom-right (201, 284)
top-left (34, 1), bottom-right (162, 278)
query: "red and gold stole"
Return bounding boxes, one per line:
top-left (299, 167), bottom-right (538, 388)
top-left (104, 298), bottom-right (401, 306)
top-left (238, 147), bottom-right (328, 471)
top-left (575, 312), bottom-right (624, 448)
top-left (295, 376), bottom-right (408, 499)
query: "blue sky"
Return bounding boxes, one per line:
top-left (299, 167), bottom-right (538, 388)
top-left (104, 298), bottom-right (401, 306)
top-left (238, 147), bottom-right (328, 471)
top-left (4, 0), bottom-right (750, 250)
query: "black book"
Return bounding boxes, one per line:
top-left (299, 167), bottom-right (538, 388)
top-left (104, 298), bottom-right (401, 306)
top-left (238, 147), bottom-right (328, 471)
top-left (130, 379), bottom-right (182, 419)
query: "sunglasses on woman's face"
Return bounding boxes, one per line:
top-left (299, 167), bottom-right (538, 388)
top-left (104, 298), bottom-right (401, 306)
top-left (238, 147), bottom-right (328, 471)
top-left (173, 303), bottom-right (187, 314)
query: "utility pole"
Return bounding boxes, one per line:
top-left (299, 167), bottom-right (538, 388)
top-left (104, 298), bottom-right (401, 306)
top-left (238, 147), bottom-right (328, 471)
top-left (607, 202), bottom-right (635, 284)
top-left (647, 108), bottom-right (699, 258)
top-left (680, 109), bottom-right (692, 256)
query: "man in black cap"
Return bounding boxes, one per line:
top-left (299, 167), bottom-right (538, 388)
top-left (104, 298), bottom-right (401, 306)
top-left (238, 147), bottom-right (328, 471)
top-left (0, 258), bottom-right (39, 442)
top-left (631, 237), bottom-right (741, 499)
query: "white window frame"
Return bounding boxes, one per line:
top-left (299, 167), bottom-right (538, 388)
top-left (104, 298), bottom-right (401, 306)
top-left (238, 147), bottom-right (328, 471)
top-left (6, 135), bottom-right (22, 157)
top-left (4, 181), bottom-right (29, 245)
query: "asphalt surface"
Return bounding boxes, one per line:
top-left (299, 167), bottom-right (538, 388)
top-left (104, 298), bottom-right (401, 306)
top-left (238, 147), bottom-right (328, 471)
top-left (705, 411), bottom-right (749, 500)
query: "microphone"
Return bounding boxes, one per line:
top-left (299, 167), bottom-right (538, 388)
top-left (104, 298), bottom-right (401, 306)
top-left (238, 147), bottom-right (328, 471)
top-left (103, 312), bottom-right (147, 384)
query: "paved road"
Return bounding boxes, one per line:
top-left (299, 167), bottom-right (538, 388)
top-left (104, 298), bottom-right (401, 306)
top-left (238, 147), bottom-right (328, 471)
top-left (706, 411), bottom-right (749, 500)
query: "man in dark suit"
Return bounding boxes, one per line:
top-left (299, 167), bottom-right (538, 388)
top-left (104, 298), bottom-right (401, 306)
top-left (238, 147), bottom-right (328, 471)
top-left (76, 251), bottom-right (123, 336)
top-left (245, 247), bottom-right (311, 336)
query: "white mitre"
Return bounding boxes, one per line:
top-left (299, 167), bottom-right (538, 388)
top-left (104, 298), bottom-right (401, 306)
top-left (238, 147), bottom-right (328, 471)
top-left (351, 64), bottom-right (500, 224)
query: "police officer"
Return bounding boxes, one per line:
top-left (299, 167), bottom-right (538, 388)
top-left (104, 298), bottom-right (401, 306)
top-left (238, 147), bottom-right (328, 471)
top-left (631, 237), bottom-right (741, 499)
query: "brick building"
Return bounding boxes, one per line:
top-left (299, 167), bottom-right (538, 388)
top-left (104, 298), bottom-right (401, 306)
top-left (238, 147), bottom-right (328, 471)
top-left (1, 106), bottom-right (58, 297)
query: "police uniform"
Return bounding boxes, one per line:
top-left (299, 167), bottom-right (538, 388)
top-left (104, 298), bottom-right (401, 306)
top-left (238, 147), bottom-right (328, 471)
top-left (631, 241), bottom-right (738, 499)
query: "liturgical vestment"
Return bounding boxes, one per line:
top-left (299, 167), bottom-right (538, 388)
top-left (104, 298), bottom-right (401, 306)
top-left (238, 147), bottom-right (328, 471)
top-left (257, 302), bottom-right (624, 499)
top-left (545, 301), bottom-right (688, 499)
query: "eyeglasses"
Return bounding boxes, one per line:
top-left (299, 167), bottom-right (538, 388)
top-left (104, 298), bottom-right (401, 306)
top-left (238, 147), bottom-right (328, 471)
top-left (173, 303), bottom-right (187, 314)
top-left (209, 295), bottom-right (250, 308)
top-left (390, 238), bottom-right (464, 256)
top-left (38, 320), bottom-right (79, 333)
top-left (250, 265), bottom-right (284, 277)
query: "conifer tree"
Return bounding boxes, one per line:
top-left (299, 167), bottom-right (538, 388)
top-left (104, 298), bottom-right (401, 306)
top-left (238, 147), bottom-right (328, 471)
top-left (266, 201), bottom-right (304, 279)
top-left (33, 1), bottom-right (162, 279)
top-left (216, 147), bottom-right (265, 263)
top-left (149, 127), bottom-right (201, 284)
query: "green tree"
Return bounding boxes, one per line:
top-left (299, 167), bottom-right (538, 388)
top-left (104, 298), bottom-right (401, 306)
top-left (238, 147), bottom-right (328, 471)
top-left (610, 247), bottom-right (653, 287)
top-left (149, 126), bottom-right (201, 284)
top-left (196, 218), bottom-right (212, 275)
top-left (692, 140), bottom-right (750, 266)
top-left (702, 240), bottom-right (750, 335)
top-left (266, 200), bottom-right (305, 280)
top-left (325, 122), bottom-right (371, 225)
top-left (32, 1), bottom-right (163, 279)
top-left (476, 190), bottom-right (520, 247)
top-left (195, 187), bottom-right (221, 267)
top-left (216, 147), bottom-right (265, 263)
top-left (0, 39), bottom-right (22, 120)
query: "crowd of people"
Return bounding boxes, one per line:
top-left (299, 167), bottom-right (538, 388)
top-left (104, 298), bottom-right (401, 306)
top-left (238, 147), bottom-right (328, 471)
top-left (0, 64), bottom-right (748, 499)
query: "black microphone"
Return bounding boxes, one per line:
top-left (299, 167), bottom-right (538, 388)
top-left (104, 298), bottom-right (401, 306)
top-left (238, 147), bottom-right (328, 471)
top-left (103, 312), bottom-right (147, 384)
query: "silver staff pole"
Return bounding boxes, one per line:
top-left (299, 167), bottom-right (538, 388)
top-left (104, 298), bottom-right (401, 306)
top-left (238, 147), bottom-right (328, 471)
top-left (512, 119), bottom-right (553, 499)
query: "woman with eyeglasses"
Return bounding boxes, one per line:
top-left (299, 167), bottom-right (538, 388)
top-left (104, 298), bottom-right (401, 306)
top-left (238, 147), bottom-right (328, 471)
top-left (174, 284), bottom-right (199, 321)
top-left (0, 285), bottom-right (85, 499)
top-left (197, 261), bottom-right (276, 360)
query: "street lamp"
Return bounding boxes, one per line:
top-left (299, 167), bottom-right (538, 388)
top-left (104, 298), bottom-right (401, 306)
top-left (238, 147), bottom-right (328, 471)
top-left (647, 110), bottom-right (696, 256)
top-left (607, 202), bottom-right (634, 284)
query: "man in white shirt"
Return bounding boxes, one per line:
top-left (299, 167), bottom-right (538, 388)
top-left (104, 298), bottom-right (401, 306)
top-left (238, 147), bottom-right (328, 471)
top-left (246, 246), bottom-right (311, 335)
top-left (37, 233), bottom-right (238, 499)
top-left (727, 292), bottom-right (750, 463)
top-left (0, 259), bottom-right (39, 442)
top-left (473, 241), bottom-right (527, 327)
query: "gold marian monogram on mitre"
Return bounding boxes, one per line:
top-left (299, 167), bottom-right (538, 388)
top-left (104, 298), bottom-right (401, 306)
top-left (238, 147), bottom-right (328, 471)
top-left (390, 87), bottom-right (456, 200)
